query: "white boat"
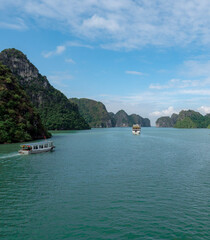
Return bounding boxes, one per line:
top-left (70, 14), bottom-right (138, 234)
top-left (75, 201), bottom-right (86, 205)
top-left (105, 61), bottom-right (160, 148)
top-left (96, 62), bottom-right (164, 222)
top-left (132, 124), bottom-right (141, 135)
top-left (18, 141), bottom-right (55, 154)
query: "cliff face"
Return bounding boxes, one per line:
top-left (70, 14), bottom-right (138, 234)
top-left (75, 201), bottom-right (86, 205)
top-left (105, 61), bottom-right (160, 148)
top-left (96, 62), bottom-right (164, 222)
top-left (0, 48), bottom-right (90, 130)
top-left (114, 110), bottom-right (129, 127)
top-left (156, 116), bottom-right (173, 127)
top-left (171, 113), bottom-right (178, 125)
top-left (69, 98), bottom-right (113, 128)
top-left (156, 110), bottom-right (210, 128)
top-left (0, 63), bottom-right (50, 143)
top-left (0, 49), bottom-right (39, 85)
top-left (108, 112), bottom-right (116, 127)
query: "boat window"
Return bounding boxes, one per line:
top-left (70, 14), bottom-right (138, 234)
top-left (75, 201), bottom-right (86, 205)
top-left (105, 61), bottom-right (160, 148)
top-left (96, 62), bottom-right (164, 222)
top-left (33, 145), bottom-right (38, 150)
top-left (44, 144), bottom-right (48, 148)
top-left (39, 145), bottom-right (43, 149)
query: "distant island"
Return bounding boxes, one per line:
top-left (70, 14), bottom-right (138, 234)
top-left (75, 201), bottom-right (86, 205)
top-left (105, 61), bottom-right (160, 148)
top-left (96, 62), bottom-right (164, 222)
top-left (70, 98), bottom-right (151, 128)
top-left (156, 110), bottom-right (210, 128)
top-left (111, 110), bottom-right (151, 127)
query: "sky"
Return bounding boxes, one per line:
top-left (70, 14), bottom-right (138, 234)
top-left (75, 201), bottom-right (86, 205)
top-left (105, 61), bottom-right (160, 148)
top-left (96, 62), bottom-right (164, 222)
top-left (0, 0), bottom-right (210, 125)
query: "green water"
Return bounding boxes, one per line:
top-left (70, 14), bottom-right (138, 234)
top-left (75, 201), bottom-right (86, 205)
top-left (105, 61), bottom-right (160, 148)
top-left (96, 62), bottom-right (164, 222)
top-left (0, 128), bottom-right (209, 239)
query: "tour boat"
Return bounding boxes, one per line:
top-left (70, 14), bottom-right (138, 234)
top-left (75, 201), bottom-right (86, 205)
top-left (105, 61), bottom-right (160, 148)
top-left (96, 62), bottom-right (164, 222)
top-left (18, 141), bottom-right (55, 154)
top-left (132, 124), bottom-right (141, 135)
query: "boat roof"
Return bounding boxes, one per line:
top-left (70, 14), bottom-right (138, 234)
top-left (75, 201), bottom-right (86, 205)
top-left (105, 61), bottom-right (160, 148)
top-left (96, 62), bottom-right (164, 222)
top-left (133, 124), bottom-right (141, 127)
top-left (21, 141), bottom-right (53, 146)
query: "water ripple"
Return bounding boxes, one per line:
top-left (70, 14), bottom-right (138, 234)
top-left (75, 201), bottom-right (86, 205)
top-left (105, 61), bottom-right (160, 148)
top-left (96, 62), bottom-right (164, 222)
top-left (0, 128), bottom-right (209, 240)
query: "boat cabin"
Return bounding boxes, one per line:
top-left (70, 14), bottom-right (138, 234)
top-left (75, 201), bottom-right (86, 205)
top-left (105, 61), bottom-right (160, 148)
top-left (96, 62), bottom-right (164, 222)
top-left (19, 141), bottom-right (55, 154)
top-left (132, 124), bottom-right (141, 135)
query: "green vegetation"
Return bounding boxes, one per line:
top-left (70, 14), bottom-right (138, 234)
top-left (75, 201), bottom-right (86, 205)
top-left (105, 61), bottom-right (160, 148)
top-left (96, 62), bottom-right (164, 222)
top-left (0, 63), bottom-right (50, 143)
top-left (24, 79), bottom-right (90, 130)
top-left (0, 48), bottom-right (90, 130)
top-left (70, 98), bottom-right (112, 127)
top-left (156, 110), bottom-right (210, 128)
top-left (174, 117), bottom-right (197, 128)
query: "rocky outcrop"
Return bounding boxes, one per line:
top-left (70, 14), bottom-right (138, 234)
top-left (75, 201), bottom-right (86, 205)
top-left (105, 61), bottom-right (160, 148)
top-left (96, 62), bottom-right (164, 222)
top-left (69, 98), bottom-right (113, 128)
top-left (0, 49), bottom-right (39, 85)
top-left (156, 116), bottom-right (173, 127)
top-left (108, 112), bottom-right (116, 127)
top-left (114, 110), bottom-right (130, 127)
top-left (114, 110), bottom-right (151, 127)
top-left (0, 48), bottom-right (90, 130)
top-left (0, 63), bottom-right (50, 143)
top-left (171, 113), bottom-right (178, 125)
top-left (129, 114), bottom-right (151, 127)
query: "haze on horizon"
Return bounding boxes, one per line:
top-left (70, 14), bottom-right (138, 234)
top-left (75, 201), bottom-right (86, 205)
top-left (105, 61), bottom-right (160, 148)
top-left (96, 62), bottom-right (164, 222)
top-left (0, 0), bottom-right (210, 125)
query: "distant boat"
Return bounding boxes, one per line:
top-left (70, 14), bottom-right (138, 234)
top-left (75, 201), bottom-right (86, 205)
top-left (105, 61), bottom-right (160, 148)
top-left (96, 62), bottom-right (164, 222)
top-left (132, 124), bottom-right (141, 135)
top-left (18, 141), bottom-right (55, 154)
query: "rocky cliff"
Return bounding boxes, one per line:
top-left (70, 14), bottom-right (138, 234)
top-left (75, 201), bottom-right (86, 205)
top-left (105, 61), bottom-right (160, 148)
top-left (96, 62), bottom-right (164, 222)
top-left (0, 48), bottom-right (90, 130)
top-left (108, 112), bottom-right (116, 127)
top-left (114, 110), bottom-right (129, 127)
top-left (0, 63), bottom-right (50, 143)
top-left (156, 116), bottom-right (173, 127)
top-left (69, 98), bottom-right (113, 128)
top-left (129, 113), bottom-right (151, 127)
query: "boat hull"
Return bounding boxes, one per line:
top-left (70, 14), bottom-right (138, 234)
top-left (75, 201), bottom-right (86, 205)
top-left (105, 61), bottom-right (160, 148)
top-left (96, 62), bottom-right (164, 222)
top-left (132, 130), bottom-right (140, 135)
top-left (19, 147), bottom-right (54, 155)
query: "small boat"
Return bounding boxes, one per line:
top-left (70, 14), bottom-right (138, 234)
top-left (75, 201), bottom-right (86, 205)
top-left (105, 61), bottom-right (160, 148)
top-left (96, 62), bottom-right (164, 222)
top-left (18, 141), bottom-right (55, 154)
top-left (132, 124), bottom-right (141, 135)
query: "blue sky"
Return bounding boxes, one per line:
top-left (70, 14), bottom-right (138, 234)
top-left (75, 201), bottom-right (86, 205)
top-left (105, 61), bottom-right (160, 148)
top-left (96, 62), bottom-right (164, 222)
top-left (0, 0), bottom-right (210, 125)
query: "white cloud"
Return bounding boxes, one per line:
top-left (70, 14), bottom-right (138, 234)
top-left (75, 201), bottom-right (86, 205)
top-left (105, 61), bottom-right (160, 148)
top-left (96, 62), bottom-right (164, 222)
top-left (198, 106), bottom-right (210, 115)
top-left (42, 41), bottom-right (93, 58)
top-left (149, 78), bottom-right (201, 90)
top-left (2, 0), bottom-right (210, 49)
top-left (150, 59), bottom-right (210, 97)
top-left (180, 89), bottom-right (210, 95)
top-left (150, 106), bottom-right (177, 117)
top-left (125, 71), bottom-right (144, 76)
top-left (181, 60), bottom-right (210, 78)
top-left (82, 14), bottom-right (120, 32)
top-left (48, 73), bottom-right (73, 82)
top-left (0, 18), bottom-right (27, 30)
top-left (66, 41), bottom-right (93, 49)
top-left (65, 58), bottom-right (75, 64)
top-left (43, 45), bottom-right (66, 58)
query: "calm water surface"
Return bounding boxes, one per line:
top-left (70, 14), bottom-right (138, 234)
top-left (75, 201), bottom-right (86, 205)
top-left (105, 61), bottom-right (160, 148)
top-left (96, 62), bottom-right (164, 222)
top-left (0, 128), bottom-right (209, 239)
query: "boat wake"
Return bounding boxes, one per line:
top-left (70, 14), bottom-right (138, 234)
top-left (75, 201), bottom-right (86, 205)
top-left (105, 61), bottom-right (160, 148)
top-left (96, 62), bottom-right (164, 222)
top-left (0, 152), bottom-right (20, 160)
